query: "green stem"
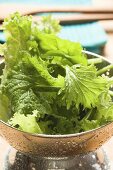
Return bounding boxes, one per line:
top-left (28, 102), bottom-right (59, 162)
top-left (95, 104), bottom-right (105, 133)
top-left (43, 50), bottom-right (74, 64)
top-left (34, 85), bottom-right (60, 92)
top-left (82, 110), bottom-right (92, 120)
top-left (88, 58), bottom-right (103, 65)
top-left (96, 64), bottom-right (113, 75)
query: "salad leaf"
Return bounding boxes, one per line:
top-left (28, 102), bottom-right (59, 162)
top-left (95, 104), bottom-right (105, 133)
top-left (93, 92), bottom-right (113, 123)
top-left (34, 32), bottom-right (87, 65)
top-left (60, 65), bottom-right (107, 109)
top-left (9, 112), bottom-right (42, 133)
top-left (80, 119), bottom-right (99, 131)
top-left (0, 13), bottom-right (113, 135)
top-left (3, 13), bottom-right (32, 67)
top-left (35, 15), bottom-right (61, 34)
top-left (0, 92), bottom-right (10, 122)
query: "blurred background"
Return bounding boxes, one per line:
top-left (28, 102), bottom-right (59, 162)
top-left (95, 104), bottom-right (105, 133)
top-left (0, 0), bottom-right (113, 61)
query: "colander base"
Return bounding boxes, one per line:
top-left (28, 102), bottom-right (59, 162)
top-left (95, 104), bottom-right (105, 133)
top-left (2, 146), bottom-right (110, 170)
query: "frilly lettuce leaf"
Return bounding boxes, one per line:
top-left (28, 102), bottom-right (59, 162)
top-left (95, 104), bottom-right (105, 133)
top-left (35, 15), bottom-right (61, 34)
top-left (9, 111), bottom-right (42, 133)
top-left (0, 92), bottom-right (10, 122)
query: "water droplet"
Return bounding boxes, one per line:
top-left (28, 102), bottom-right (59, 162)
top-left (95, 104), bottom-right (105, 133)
top-left (106, 71), bottom-right (109, 76)
top-left (79, 163), bottom-right (82, 167)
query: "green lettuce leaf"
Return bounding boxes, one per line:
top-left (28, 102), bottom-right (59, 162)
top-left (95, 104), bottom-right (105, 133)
top-left (80, 119), bottom-right (99, 131)
top-left (33, 32), bottom-right (87, 66)
top-left (35, 15), bottom-right (61, 34)
top-left (0, 92), bottom-right (10, 122)
top-left (9, 111), bottom-right (42, 133)
top-left (60, 65), bottom-right (107, 109)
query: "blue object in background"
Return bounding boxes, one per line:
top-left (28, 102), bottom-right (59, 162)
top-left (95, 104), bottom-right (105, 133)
top-left (0, 0), bottom-right (91, 5)
top-left (59, 22), bottom-right (107, 53)
top-left (0, 0), bottom-right (107, 54)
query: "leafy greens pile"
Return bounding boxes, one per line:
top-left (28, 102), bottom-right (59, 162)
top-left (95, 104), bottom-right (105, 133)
top-left (0, 13), bottom-right (113, 135)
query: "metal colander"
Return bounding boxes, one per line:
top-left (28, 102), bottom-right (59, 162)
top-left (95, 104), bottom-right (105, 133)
top-left (0, 51), bottom-right (113, 158)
